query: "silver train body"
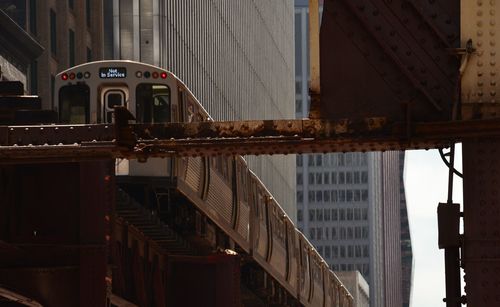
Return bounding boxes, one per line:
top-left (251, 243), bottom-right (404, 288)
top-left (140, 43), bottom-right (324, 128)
top-left (55, 61), bottom-right (353, 306)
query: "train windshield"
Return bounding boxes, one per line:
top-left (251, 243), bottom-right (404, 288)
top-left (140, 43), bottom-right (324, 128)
top-left (59, 84), bottom-right (90, 124)
top-left (136, 84), bottom-right (171, 123)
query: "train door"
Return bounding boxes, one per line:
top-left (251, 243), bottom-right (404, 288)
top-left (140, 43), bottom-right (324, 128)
top-left (100, 86), bottom-right (129, 123)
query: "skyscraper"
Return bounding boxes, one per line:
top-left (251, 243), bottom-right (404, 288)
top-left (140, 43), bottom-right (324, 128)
top-left (294, 0), bottom-right (411, 306)
top-left (104, 0), bottom-right (296, 218)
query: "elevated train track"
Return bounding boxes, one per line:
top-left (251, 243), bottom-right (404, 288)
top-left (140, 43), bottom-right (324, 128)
top-left (2, 114), bottom-right (500, 163)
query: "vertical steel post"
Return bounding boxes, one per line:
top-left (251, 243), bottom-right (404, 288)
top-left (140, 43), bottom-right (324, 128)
top-left (308, 0), bottom-right (321, 118)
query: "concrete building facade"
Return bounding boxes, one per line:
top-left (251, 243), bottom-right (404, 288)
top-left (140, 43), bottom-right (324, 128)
top-left (0, 7), bottom-right (43, 88)
top-left (0, 0), bottom-right (104, 107)
top-left (294, 0), bottom-right (410, 306)
top-left (336, 271), bottom-right (370, 307)
top-left (104, 0), bottom-right (297, 218)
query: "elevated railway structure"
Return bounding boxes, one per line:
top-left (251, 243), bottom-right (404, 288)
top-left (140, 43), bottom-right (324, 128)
top-left (2, 0), bottom-right (500, 306)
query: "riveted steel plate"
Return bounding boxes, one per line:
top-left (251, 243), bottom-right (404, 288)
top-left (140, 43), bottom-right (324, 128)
top-left (461, 0), bottom-right (500, 118)
top-left (318, 0), bottom-right (460, 122)
top-left (463, 139), bottom-right (500, 306)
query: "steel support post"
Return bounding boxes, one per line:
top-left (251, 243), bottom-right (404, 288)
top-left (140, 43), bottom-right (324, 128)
top-left (462, 138), bottom-right (500, 306)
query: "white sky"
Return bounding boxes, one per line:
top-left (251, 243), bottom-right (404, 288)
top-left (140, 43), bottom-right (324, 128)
top-left (405, 146), bottom-right (463, 307)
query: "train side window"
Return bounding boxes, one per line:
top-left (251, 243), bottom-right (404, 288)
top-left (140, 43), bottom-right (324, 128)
top-left (136, 84), bottom-right (171, 123)
top-left (59, 84), bottom-right (90, 124)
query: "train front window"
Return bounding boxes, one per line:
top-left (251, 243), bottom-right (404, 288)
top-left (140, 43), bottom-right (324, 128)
top-left (59, 84), bottom-right (90, 124)
top-left (136, 84), bottom-right (171, 123)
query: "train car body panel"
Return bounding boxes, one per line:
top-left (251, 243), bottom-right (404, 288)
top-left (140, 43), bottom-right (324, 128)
top-left (310, 250), bottom-right (325, 307)
top-left (267, 198), bottom-right (288, 287)
top-left (250, 173), bottom-right (270, 266)
top-left (234, 156), bottom-right (251, 252)
top-left (298, 233), bottom-right (312, 306)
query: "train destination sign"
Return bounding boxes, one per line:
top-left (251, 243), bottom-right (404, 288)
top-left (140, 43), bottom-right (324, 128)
top-left (99, 67), bottom-right (127, 79)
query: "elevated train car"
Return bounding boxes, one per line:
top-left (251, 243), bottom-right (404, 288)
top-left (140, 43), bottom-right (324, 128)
top-left (55, 60), bottom-right (352, 306)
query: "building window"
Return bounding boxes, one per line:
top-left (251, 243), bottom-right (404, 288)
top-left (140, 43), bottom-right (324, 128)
top-left (308, 191), bottom-right (315, 202)
top-left (324, 209), bottom-right (331, 221)
top-left (363, 245), bottom-right (369, 257)
top-left (346, 153), bottom-right (353, 166)
top-left (309, 228), bottom-right (316, 240)
top-left (297, 191), bottom-right (303, 203)
top-left (356, 245), bottom-right (362, 258)
top-left (309, 209), bottom-right (315, 222)
top-left (340, 246), bottom-right (346, 258)
top-left (355, 227), bottom-right (361, 239)
top-left (30, 61), bottom-right (38, 94)
top-left (346, 190), bottom-right (353, 202)
top-left (340, 227), bottom-right (346, 239)
top-left (348, 245), bottom-right (353, 257)
top-left (339, 190), bottom-right (346, 202)
top-left (346, 172), bottom-right (352, 184)
top-left (354, 190), bottom-right (361, 202)
top-left (361, 153), bottom-right (368, 166)
top-left (362, 189), bottom-right (368, 201)
top-left (347, 208), bottom-right (353, 221)
top-left (324, 190), bottom-right (330, 202)
top-left (296, 155), bottom-right (303, 167)
top-left (347, 227), bottom-right (353, 239)
top-left (331, 172), bottom-right (337, 184)
top-left (354, 208), bottom-right (361, 220)
top-left (339, 172), bottom-right (345, 184)
top-left (50, 9), bottom-right (57, 56)
top-left (332, 209), bottom-right (338, 221)
top-left (308, 173), bottom-right (314, 185)
top-left (325, 246), bottom-right (331, 258)
top-left (338, 154), bottom-right (345, 166)
top-left (317, 209), bottom-right (323, 221)
top-left (29, 0), bottom-right (37, 35)
top-left (297, 209), bottom-right (303, 222)
top-left (318, 246), bottom-right (323, 255)
top-left (361, 171), bottom-right (368, 183)
top-left (362, 208), bottom-right (368, 220)
top-left (362, 226), bottom-right (369, 238)
top-left (316, 191), bottom-right (322, 202)
top-left (86, 0), bottom-right (91, 26)
top-left (331, 190), bottom-right (338, 202)
top-left (354, 171), bottom-right (360, 184)
top-left (324, 172), bottom-right (330, 184)
top-left (315, 173), bottom-right (322, 184)
top-left (308, 155), bottom-right (314, 166)
top-left (317, 228), bottom-right (323, 240)
top-left (297, 173), bottom-right (303, 185)
top-left (339, 209), bottom-right (345, 221)
top-left (325, 227), bottom-right (329, 239)
top-left (69, 29), bottom-right (75, 66)
top-left (333, 246), bottom-right (338, 258)
top-left (332, 227), bottom-right (337, 240)
top-left (316, 155), bottom-right (322, 166)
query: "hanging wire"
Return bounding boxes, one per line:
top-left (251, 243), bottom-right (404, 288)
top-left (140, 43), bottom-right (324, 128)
top-left (439, 147), bottom-right (463, 179)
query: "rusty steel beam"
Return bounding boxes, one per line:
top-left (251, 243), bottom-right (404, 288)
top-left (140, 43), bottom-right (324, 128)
top-left (0, 287), bottom-right (44, 307)
top-left (2, 117), bottom-right (500, 162)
